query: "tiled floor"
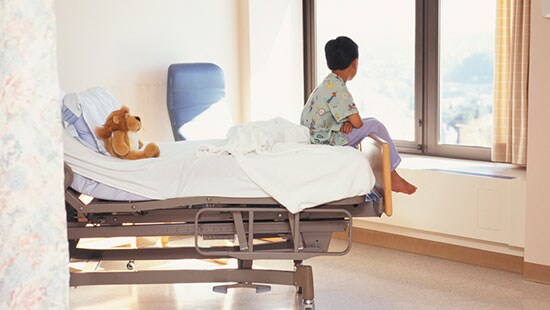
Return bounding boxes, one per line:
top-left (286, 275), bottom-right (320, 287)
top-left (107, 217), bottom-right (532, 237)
top-left (70, 239), bottom-right (550, 309)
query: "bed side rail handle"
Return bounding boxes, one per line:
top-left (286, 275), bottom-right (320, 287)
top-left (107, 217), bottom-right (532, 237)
top-left (364, 134), bottom-right (393, 217)
top-left (194, 207), bottom-right (353, 260)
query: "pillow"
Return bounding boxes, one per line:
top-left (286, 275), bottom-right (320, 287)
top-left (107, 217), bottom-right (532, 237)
top-left (61, 87), bottom-right (120, 154)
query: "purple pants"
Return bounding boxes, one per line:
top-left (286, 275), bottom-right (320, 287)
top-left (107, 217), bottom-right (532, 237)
top-left (344, 117), bottom-right (402, 171)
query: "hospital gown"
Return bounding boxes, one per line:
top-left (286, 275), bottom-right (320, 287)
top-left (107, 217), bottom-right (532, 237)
top-left (300, 72), bottom-right (358, 145)
top-left (300, 72), bottom-right (402, 171)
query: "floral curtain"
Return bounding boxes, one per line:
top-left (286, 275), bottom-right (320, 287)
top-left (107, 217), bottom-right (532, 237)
top-left (0, 0), bottom-right (69, 308)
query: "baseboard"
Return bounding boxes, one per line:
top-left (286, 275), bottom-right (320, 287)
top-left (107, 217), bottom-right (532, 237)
top-left (523, 262), bottom-right (550, 284)
top-left (334, 227), bottom-right (523, 274)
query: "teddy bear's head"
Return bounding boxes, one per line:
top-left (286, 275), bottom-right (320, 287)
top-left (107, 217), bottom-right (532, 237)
top-left (96, 106), bottom-right (142, 138)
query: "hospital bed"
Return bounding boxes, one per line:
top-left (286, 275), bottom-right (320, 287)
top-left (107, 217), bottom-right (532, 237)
top-left (63, 65), bottom-right (393, 309)
top-left (65, 136), bottom-right (390, 310)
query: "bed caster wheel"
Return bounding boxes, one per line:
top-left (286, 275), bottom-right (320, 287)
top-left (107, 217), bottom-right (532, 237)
top-left (126, 260), bottom-right (135, 270)
top-left (302, 299), bottom-right (315, 310)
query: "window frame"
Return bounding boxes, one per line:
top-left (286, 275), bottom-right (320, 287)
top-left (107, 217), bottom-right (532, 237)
top-left (303, 0), bottom-right (492, 161)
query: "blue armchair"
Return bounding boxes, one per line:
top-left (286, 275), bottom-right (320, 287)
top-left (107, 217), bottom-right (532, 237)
top-left (166, 63), bottom-right (227, 141)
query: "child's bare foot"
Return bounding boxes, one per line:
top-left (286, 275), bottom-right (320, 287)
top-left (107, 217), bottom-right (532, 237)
top-left (391, 170), bottom-right (417, 195)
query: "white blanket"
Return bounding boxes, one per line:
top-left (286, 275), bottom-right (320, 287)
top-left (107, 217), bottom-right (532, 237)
top-left (198, 117), bottom-right (310, 155)
top-left (232, 143), bottom-right (374, 212)
top-left (64, 119), bottom-right (375, 213)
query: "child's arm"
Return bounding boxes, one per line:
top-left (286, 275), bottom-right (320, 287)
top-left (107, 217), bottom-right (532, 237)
top-left (340, 113), bottom-right (363, 134)
top-left (348, 113), bottom-right (363, 128)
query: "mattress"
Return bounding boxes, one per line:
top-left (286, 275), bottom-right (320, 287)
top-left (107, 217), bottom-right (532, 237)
top-left (71, 173), bottom-right (151, 201)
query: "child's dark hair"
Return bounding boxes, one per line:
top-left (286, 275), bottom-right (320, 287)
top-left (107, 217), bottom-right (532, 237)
top-left (324, 36), bottom-right (358, 71)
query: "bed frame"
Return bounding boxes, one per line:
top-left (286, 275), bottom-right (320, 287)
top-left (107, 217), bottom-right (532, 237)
top-left (65, 135), bottom-right (392, 309)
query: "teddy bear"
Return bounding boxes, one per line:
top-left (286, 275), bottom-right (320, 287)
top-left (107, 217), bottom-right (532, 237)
top-left (96, 106), bottom-right (160, 160)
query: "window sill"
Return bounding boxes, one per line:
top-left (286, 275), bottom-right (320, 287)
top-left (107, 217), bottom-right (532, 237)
top-left (398, 154), bottom-right (526, 180)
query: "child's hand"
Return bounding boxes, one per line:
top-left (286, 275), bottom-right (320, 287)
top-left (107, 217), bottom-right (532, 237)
top-left (340, 122), bottom-right (353, 134)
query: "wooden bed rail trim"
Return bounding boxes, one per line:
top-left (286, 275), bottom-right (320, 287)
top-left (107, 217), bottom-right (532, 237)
top-left (365, 134), bottom-right (393, 217)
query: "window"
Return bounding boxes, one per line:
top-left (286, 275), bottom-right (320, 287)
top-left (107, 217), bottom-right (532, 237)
top-left (304, 0), bottom-right (496, 160)
top-left (439, 0), bottom-right (495, 148)
top-left (314, 0), bottom-right (416, 142)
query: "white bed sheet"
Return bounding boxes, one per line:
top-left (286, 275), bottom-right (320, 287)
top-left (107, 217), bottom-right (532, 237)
top-left (64, 128), bottom-right (376, 213)
top-left (65, 131), bottom-right (271, 199)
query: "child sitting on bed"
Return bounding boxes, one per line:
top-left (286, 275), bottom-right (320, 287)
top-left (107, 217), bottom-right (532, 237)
top-left (300, 36), bottom-right (417, 195)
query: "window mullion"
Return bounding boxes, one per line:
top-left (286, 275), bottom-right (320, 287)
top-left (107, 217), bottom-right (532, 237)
top-left (415, 0), bottom-right (426, 152)
top-left (424, 0), bottom-right (439, 155)
top-left (303, 0), bottom-right (316, 103)
top-left (393, 0), bottom-right (425, 153)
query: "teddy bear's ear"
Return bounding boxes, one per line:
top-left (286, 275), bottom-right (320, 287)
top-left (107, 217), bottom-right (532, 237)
top-left (113, 115), bottom-right (120, 124)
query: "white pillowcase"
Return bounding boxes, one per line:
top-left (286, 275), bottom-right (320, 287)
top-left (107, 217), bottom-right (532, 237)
top-left (61, 87), bottom-right (120, 154)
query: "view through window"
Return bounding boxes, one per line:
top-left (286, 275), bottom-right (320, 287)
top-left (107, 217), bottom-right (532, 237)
top-left (315, 0), bottom-right (416, 142)
top-left (439, 0), bottom-right (495, 148)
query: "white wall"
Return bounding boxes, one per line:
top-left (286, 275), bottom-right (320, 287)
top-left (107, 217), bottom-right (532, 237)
top-left (248, 0), bottom-right (304, 123)
top-left (525, 1), bottom-right (550, 266)
top-left (56, 0), bottom-right (305, 138)
top-left (55, 0), bottom-right (242, 142)
top-left (360, 156), bottom-right (526, 256)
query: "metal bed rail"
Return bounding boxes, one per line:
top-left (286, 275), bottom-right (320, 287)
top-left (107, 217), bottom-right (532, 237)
top-left (193, 207), bottom-right (353, 260)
